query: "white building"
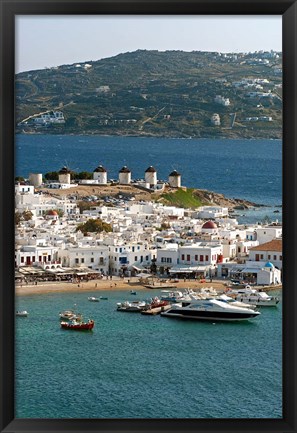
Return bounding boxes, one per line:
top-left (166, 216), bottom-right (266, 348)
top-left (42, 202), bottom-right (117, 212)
top-left (214, 95), bottom-right (230, 106)
top-left (255, 226), bottom-right (282, 244)
top-left (211, 113), bottom-right (221, 126)
top-left (59, 245), bottom-right (109, 274)
top-left (197, 206), bottom-right (228, 219)
top-left (15, 244), bottom-right (59, 267)
top-left (178, 243), bottom-right (223, 267)
top-left (217, 261), bottom-right (281, 285)
top-left (156, 245), bottom-right (179, 267)
top-left (247, 239), bottom-right (283, 270)
top-left (108, 242), bottom-right (157, 276)
top-left (15, 183), bottom-right (35, 195)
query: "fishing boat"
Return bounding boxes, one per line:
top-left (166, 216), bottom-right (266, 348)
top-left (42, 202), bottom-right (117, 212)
top-left (130, 290), bottom-right (137, 295)
top-left (99, 296), bottom-right (108, 300)
top-left (16, 311), bottom-right (28, 317)
top-left (60, 319), bottom-right (95, 331)
top-left (148, 296), bottom-right (170, 309)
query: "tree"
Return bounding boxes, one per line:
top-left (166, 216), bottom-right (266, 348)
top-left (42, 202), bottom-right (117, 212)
top-left (22, 210), bottom-right (33, 221)
top-left (15, 176), bottom-right (25, 182)
top-left (73, 171), bottom-right (93, 180)
top-left (15, 212), bottom-right (22, 226)
top-left (44, 171), bottom-right (59, 181)
top-left (76, 218), bottom-right (112, 235)
top-left (15, 210), bottom-right (33, 225)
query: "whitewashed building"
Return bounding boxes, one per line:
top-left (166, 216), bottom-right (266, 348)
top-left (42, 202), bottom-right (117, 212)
top-left (108, 242), bottom-right (157, 275)
top-left (255, 226), bottom-right (282, 244)
top-left (247, 239), bottom-right (283, 270)
top-left (15, 244), bottom-right (59, 267)
top-left (59, 245), bottom-right (109, 274)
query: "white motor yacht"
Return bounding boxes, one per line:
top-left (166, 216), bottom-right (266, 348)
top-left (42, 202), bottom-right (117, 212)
top-left (217, 294), bottom-right (257, 310)
top-left (228, 286), bottom-right (279, 306)
top-left (161, 298), bottom-right (260, 321)
top-left (160, 290), bottom-right (184, 303)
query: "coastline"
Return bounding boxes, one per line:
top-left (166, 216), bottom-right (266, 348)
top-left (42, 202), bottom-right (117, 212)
top-left (15, 277), bottom-right (282, 296)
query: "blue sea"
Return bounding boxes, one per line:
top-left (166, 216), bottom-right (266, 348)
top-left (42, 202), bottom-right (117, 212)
top-left (15, 135), bottom-right (283, 419)
top-left (15, 135), bottom-right (282, 224)
top-left (15, 289), bottom-right (282, 419)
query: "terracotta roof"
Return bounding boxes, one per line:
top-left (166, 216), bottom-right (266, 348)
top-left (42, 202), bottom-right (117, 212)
top-left (249, 239), bottom-right (282, 252)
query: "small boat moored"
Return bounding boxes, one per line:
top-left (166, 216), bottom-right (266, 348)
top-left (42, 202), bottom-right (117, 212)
top-left (61, 319), bottom-right (95, 331)
top-left (16, 311), bottom-right (28, 317)
top-left (88, 297), bottom-right (100, 302)
top-left (117, 300), bottom-right (147, 312)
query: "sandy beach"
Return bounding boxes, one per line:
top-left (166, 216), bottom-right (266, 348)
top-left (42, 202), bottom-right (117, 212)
top-left (15, 276), bottom-right (282, 296)
top-left (15, 277), bottom-right (231, 296)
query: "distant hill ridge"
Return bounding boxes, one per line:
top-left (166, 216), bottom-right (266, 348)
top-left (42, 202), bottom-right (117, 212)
top-left (16, 49), bottom-right (282, 139)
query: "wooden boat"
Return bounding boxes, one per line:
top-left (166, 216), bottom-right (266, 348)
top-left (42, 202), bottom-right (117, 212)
top-left (60, 319), bottom-right (94, 331)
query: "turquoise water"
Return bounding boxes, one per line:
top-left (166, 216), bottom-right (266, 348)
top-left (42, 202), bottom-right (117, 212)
top-left (15, 289), bottom-right (282, 419)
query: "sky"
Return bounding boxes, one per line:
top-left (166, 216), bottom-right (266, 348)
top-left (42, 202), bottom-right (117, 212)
top-left (15, 15), bottom-right (282, 73)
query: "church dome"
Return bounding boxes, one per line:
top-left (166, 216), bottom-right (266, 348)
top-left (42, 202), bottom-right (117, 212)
top-left (47, 210), bottom-right (58, 216)
top-left (265, 261), bottom-right (274, 268)
top-left (202, 220), bottom-right (217, 229)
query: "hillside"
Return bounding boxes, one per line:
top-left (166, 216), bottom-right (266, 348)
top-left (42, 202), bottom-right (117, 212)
top-left (16, 49), bottom-right (282, 139)
top-left (37, 183), bottom-right (261, 211)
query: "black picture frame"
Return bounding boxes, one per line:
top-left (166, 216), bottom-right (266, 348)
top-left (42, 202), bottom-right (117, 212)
top-left (1, 1), bottom-right (296, 432)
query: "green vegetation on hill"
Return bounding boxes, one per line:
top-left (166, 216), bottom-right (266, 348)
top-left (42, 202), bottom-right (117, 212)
top-left (16, 49), bottom-right (282, 139)
top-left (158, 188), bottom-right (205, 209)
